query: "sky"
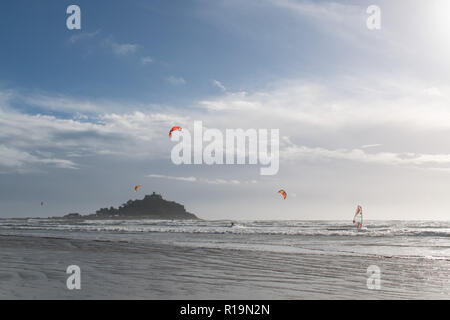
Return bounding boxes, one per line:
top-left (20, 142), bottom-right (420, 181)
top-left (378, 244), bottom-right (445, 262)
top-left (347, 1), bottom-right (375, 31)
top-left (1, 0), bottom-right (450, 220)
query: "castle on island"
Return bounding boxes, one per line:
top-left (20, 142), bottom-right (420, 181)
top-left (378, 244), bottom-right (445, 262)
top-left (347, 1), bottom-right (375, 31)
top-left (63, 192), bottom-right (198, 220)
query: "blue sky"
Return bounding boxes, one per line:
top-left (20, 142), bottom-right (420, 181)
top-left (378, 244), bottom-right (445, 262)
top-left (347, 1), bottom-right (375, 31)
top-left (1, 0), bottom-right (450, 220)
top-left (0, 0), bottom-right (383, 104)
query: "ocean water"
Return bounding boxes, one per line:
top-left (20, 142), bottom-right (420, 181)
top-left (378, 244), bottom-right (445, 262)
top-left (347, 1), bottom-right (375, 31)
top-left (0, 219), bottom-right (449, 299)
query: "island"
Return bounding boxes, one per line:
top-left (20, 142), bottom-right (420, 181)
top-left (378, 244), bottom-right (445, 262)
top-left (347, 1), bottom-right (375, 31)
top-left (62, 192), bottom-right (198, 220)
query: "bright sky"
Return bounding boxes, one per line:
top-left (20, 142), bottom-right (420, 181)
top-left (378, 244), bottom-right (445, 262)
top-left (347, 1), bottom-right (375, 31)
top-left (1, 0), bottom-right (450, 220)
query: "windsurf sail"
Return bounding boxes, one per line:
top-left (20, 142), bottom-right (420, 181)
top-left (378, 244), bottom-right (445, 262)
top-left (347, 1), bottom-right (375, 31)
top-left (353, 205), bottom-right (363, 230)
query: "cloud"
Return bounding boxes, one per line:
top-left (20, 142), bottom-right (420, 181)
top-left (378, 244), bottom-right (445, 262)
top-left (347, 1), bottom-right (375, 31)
top-left (2, 89), bottom-right (178, 115)
top-left (0, 93), bottom-right (191, 173)
top-left (271, 0), bottom-right (360, 22)
top-left (202, 178), bottom-right (242, 185)
top-left (166, 76), bottom-right (186, 85)
top-left (361, 144), bottom-right (382, 149)
top-left (2, 72), bottom-right (450, 175)
top-left (423, 87), bottom-right (443, 97)
top-left (0, 145), bottom-right (77, 173)
top-left (21, 93), bottom-right (104, 114)
top-left (140, 56), bottom-right (154, 65)
top-left (70, 33), bottom-right (155, 67)
top-left (147, 174), bottom-right (254, 185)
top-left (68, 30), bottom-right (100, 44)
top-left (266, 0), bottom-right (369, 44)
top-left (282, 143), bottom-right (450, 170)
top-left (198, 76), bottom-right (450, 131)
top-left (212, 80), bottom-right (226, 91)
top-left (103, 36), bottom-right (138, 56)
top-left (147, 174), bottom-right (197, 182)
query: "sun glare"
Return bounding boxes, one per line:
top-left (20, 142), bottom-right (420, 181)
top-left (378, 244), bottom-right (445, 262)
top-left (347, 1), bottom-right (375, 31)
top-left (432, 0), bottom-right (450, 37)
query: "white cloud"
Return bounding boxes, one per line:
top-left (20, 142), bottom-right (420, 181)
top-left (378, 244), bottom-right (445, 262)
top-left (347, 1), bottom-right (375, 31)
top-left (141, 56), bottom-right (154, 65)
top-left (212, 80), bottom-right (226, 91)
top-left (68, 30), bottom-right (100, 44)
top-left (204, 178), bottom-right (241, 185)
top-left (423, 87), bottom-right (443, 97)
top-left (21, 93), bottom-right (104, 114)
top-left (166, 76), bottom-right (186, 85)
top-left (103, 36), bottom-right (138, 56)
top-left (2, 89), bottom-right (179, 115)
top-left (147, 174), bottom-right (253, 185)
top-left (0, 96), bottom-right (191, 173)
top-left (0, 145), bottom-right (77, 173)
top-left (267, 0), bottom-right (370, 44)
top-left (199, 76), bottom-right (450, 131)
top-left (147, 174), bottom-right (197, 182)
top-left (361, 144), bottom-right (382, 149)
top-left (282, 143), bottom-right (450, 170)
top-left (2, 73), bottom-right (450, 175)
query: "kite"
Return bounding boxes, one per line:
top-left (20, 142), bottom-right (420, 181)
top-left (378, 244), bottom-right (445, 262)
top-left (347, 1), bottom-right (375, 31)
top-left (134, 185), bottom-right (141, 192)
top-left (278, 189), bottom-right (287, 199)
top-left (169, 126), bottom-right (182, 138)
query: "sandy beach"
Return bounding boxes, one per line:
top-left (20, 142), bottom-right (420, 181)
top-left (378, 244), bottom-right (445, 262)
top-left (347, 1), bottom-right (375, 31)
top-left (0, 220), bottom-right (449, 299)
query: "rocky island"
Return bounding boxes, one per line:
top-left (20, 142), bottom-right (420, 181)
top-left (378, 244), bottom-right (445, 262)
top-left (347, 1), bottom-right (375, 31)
top-left (63, 192), bottom-right (198, 220)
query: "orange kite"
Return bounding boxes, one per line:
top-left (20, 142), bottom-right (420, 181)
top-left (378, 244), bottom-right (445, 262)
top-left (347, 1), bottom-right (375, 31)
top-left (169, 126), bottom-right (182, 138)
top-left (278, 190), bottom-right (287, 199)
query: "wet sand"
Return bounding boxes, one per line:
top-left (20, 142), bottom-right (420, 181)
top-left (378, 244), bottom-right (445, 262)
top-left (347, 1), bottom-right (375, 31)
top-left (0, 234), bottom-right (448, 299)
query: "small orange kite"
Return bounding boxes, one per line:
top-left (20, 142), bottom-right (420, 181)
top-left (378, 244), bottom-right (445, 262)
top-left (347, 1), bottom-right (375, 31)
top-left (278, 190), bottom-right (287, 199)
